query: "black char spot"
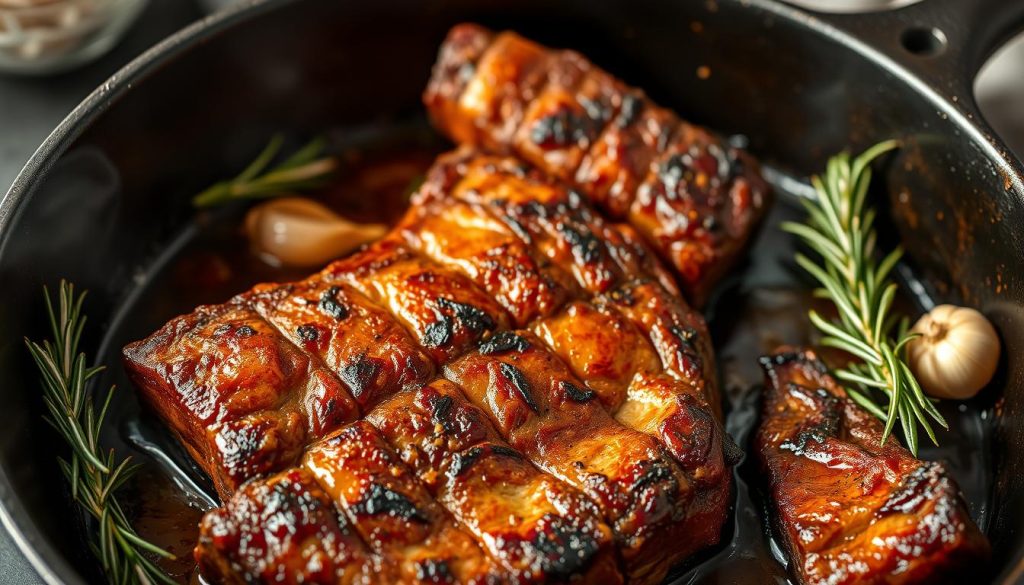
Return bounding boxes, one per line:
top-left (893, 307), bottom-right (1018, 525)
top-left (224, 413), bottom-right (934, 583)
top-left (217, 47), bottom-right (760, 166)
top-left (560, 381), bottom-right (596, 403)
top-left (530, 110), bottom-right (594, 148)
top-left (448, 446), bottom-right (484, 479)
top-left (530, 516), bottom-right (601, 578)
top-left (503, 214), bottom-right (532, 242)
top-left (352, 483), bottom-right (428, 523)
top-left (235, 325), bottom-right (256, 337)
top-left (659, 154), bottom-right (696, 197)
top-left (415, 559), bottom-right (453, 583)
top-left (616, 93), bottom-right (643, 128)
top-left (318, 286), bottom-right (349, 320)
top-left (498, 362), bottom-right (540, 413)
top-left (429, 395), bottom-right (457, 434)
top-left (670, 325), bottom-right (702, 366)
top-left (448, 444), bottom-right (522, 479)
top-left (340, 355), bottom-right (379, 398)
top-left (479, 331), bottom-right (530, 355)
top-left (422, 316), bottom-right (454, 348)
top-left (671, 325), bottom-right (698, 345)
top-left (490, 445), bottom-right (521, 458)
top-left (437, 297), bottom-right (495, 334)
top-left (558, 223), bottom-right (603, 264)
top-left (630, 461), bottom-right (674, 493)
top-left (296, 324), bottom-right (319, 342)
top-left (780, 387), bottom-right (841, 456)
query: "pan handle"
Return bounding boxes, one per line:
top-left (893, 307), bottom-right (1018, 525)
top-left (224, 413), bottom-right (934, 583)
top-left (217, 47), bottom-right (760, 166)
top-left (800, 0), bottom-right (1024, 112)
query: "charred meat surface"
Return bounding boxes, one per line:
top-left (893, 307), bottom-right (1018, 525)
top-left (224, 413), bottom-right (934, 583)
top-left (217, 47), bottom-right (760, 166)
top-left (366, 381), bottom-right (621, 583)
top-left (446, 331), bottom-right (726, 584)
top-left (756, 348), bottom-right (989, 585)
top-left (127, 149), bottom-right (732, 584)
top-left (121, 301), bottom-right (358, 497)
top-left (196, 468), bottom-right (374, 585)
top-left (424, 24), bottom-right (771, 306)
top-left (302, 421), bottom-right (497, 583)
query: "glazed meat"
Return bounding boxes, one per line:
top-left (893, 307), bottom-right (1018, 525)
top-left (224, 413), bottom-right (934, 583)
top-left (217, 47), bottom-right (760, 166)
top-left (125, 149), bottom-right (733, 584)
top-left (756, 348), bottom-right (989, 585)
top-left (424, 24), bottom-right (771, 306)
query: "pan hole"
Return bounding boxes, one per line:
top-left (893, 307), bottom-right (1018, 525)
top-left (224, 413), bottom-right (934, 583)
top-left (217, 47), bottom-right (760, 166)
top-left (901, 27), bottom-right (948, 56)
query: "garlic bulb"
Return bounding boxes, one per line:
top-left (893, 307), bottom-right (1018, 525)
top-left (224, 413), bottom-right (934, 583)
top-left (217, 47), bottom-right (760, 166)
top-left (906, 304), bottom-right (1000, 400)
top-left (245, 197), bottom-right (387, 268)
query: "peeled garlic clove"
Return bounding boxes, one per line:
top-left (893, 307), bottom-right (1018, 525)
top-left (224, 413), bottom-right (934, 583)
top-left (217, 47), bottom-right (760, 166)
top-left (245, 197), bottom-right (387, 268)
top-left (906, 304), bottom-right (1000, 400)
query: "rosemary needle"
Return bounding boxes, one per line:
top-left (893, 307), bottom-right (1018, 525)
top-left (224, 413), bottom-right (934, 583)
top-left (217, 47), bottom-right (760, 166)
top-left (782, 141), bottom-right (948, 455)
top-left (193, 135), bottom-right (337, 208)
top-left (25, 282), bottom-right (175, 585)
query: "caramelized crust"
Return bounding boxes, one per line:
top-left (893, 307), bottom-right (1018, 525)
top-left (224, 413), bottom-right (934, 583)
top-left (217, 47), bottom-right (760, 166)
top-left (367, 381), bottom-right (621, 583)
top-left (324, 237), bottom-right (510, 365)
top-left (304, 422), bottom-right (496, 583)
top-left (400, 197), bottom-right (573, 326)
top-left (449, 29), bottom-right (551, 151)
top-left (420, 150), bottom-right (678, 299)
top-left (128, 149), bottom-right (733, 583)
top-left (601, 280), bottom-right (719, 414)
top-left (196, 468), bottom-right (373, 584)
top-left (756, 348), bottom-right (989, 585)
top-left (425, 24), bottom-right (770, 305)
top-left (122, 302), bottom-right (355, 496)
top-left (250, 277), bottom-right (433, 413)
top-left (532, 300), bottom-right (660, 410)
top-left (445, 332), bottom-right (711, 584)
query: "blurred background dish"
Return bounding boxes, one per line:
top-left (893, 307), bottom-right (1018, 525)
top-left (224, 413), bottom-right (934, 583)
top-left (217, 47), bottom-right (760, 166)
top-left (0, 0), bottom-right (148, 74)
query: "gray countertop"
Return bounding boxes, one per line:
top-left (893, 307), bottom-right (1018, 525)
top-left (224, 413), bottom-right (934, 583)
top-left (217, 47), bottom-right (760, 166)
top-left (0, 0), bottom-right (204, 195)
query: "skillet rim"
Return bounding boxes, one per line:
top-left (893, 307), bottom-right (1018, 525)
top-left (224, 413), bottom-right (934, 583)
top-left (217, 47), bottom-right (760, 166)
top-left (0, 0), bottom-right (1021, 583)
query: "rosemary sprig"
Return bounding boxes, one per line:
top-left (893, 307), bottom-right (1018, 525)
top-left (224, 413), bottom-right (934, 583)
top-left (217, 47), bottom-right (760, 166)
top-left (782, 141), bottom-right (947, 455)
top-left (193, 135), bottom-right (337, 208)
top-left (25, 282), bottom-right (175, 585)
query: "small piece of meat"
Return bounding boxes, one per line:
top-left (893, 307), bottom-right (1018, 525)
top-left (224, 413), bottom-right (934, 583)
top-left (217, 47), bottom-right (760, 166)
top-left (425, 24), bottom-right (771, 306)
top-left (756, 348), bottom-right (990, 585)
top-left (127, 149), bottom-right (733, 583)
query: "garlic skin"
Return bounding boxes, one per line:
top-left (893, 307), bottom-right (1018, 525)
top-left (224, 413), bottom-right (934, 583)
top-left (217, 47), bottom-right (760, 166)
top-left (244, 197), bottom-right (387, 268)
top-left (906, 304), bottom-right (1000, 400)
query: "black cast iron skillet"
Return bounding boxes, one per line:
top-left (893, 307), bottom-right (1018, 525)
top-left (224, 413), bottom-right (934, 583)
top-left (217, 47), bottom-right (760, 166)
top-left (2, 0), bottom-right (1024, 583)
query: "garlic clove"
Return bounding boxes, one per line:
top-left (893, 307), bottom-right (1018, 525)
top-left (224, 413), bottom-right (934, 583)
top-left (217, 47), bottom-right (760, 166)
top-left (907, 304), bottom-right (1000, 400)
top-left (245, 197), bottom-right (387, 268)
